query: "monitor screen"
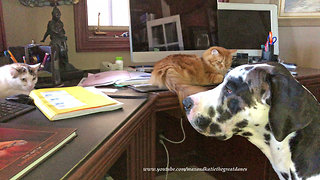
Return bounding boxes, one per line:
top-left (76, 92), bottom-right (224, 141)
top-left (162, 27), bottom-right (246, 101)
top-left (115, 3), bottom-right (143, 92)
top-left (129, 2), bottom-right (279, 63)
top-left (129, 0), bottom-right (218, 63)
top-left (218, 10), bottom-right (270, 50)
top-left (217, 3), bottom-right (279, 56)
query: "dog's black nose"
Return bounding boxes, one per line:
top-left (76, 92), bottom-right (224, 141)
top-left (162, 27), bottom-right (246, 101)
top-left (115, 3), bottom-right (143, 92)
top-left (183, 97), bottom-right (194, 114)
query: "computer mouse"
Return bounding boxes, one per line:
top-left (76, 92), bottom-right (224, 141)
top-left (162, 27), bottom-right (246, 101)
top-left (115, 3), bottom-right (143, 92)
top-left (5, 94), bottom-right (35, 106)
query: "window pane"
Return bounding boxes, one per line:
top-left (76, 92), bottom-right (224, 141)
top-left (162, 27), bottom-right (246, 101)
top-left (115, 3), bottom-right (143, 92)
top-left (87, 0), bottom-right (129, 27)
top-left (165, 22), bottom-right (178, 43)
top-left (87, 0), bottom-right (111, 26)
top-left (152, 25), bottom-right (164, 45)
top-left (111, 0), bottom-right (129, 26)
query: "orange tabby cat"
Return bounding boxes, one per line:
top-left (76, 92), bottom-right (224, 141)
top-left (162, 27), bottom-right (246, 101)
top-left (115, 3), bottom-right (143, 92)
top-left (150, 46), bottom-right (236, 103)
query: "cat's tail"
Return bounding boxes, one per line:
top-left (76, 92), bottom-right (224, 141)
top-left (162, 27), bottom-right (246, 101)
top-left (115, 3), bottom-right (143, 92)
top-left (150, 68), bottom-right (207, 107)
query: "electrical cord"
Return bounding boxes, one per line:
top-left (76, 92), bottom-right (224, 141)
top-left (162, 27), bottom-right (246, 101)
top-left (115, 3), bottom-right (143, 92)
top-left (159, 117), bottom-right (186, 144)
top-left (158, 118), bottom-right (186, 180)
top-left (159, 139), bottom-right (169, 180)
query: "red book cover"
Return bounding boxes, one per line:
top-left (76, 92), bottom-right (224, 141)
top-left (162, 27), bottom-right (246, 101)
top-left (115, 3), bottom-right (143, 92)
top-left (0, 123), bottom-right (77, 179)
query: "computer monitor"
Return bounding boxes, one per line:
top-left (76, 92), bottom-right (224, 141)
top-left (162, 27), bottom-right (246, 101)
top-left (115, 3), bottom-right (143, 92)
top-left (217, 3), bottom-right (279, 57)
top-left (129, 0), bottom-right (218, 63)
top-left (129, 1), bottom-right (278, 63)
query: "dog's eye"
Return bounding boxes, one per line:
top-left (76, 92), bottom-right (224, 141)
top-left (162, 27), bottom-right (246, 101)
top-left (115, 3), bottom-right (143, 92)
top-left (226, 87), bottom-right (233, 94)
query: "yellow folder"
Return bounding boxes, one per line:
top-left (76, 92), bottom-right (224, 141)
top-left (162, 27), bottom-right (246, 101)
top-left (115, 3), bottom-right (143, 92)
top-left (30, 86), bottom-right (122, 121)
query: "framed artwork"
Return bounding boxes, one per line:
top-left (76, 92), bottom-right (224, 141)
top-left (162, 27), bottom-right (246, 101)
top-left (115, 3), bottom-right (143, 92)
top-left (18, 0), bottom-right (78, 7)
top-left (279, 0), bottom-right (320, 18)
top-left (278, 0), bottom-right (320, 26)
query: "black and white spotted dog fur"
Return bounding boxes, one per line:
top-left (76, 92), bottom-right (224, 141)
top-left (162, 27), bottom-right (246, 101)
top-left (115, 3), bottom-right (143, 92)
top-left (183, 63), bottom-right (320, 180)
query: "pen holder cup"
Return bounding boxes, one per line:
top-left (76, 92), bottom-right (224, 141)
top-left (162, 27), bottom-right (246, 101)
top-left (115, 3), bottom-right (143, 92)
top-left (261, 51), bottom-right (273, 61)
top-left (261, 45), bottom-right (278, 62)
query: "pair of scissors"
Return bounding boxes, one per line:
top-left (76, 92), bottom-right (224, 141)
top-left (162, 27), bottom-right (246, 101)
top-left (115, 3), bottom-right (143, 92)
top-left (270, 36), bottom-right (277, 45)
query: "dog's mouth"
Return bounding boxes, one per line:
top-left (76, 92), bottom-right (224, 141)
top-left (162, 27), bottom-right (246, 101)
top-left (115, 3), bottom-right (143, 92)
top-left (191, 125), bottom-right (232, 141)
top-left (213, 135), bottom-right (231, 141)
top-left (189, 121), bottom-right (206, 134)
top-left (187, 116), bottom-right (232, 141)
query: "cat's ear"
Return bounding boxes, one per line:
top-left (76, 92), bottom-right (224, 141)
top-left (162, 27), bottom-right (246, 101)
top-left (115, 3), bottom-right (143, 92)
top-left (9, 67), bottom-right (20, 78)
top-left (30, 63), bottom-right (41, 71)
top-left (211, 49), bottom-right (219, 55)
top-left (228, 49), bottom-right (237, 55)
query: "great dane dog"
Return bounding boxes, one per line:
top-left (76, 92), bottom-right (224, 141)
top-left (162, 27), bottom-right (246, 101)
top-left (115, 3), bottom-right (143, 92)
top-left (183, 63), bottom-right (320, 180)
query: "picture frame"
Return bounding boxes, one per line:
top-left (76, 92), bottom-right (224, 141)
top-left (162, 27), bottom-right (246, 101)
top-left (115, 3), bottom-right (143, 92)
top-left (18, 0), bottom-right (78, 7)
top-left (279, 0), bottom-right (320, 18)
top-left (278, 0), bottom-right (320, 26)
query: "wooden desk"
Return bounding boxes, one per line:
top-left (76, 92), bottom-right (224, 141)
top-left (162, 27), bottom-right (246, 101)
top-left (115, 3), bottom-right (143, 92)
top-left (11, 67), bottom-right (320, 180)
top-left (295, 67), bottom-right (320, 101)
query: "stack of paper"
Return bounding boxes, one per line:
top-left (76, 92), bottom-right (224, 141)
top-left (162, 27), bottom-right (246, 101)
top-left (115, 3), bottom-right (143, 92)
top-left (80, 70), bottom-right (151, 87)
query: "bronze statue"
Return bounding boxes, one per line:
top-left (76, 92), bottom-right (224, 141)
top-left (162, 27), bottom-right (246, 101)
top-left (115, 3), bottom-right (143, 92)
top-left (41, 6), bottom-right (76, 72)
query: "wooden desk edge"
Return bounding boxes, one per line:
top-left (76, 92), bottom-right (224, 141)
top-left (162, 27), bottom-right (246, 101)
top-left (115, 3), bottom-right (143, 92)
top-left (66, 96), bottom-right (157, 180)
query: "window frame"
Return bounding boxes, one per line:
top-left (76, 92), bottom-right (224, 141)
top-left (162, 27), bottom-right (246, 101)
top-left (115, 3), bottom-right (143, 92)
top-left (0, 0), bottom-right (7, 53)
top-left (73, 0), bottom-right (129, 52)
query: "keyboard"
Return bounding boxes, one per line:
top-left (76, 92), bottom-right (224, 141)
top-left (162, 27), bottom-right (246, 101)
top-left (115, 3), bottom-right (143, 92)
top-left (0, 99), bottom-right (35, 122)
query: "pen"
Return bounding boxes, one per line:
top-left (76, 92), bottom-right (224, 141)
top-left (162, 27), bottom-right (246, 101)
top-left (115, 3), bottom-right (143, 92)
top-left (23, 56), bottom-right (26, 64)
top-left (40, 53), bottom-right (49, 70)
top-left (265, 41), bottom-right (268, 52)
top-left (268, 31), bottom-right (273, 45)
top-left (7, 50), bottom-right (18, 63)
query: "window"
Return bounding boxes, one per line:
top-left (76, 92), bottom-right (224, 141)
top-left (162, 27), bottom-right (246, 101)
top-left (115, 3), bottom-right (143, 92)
top-left (87, 0), bottom-right (129, 27)
top-left (74, 0), bottom-right (129, 52)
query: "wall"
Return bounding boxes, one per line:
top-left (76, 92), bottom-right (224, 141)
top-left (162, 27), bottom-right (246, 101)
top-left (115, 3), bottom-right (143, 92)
top-left (279, 26), bottom-right (320, 67)
top-left (2, 0), bottom-right (320, 69)
top-left (229, 0), bottom-right (320, 68)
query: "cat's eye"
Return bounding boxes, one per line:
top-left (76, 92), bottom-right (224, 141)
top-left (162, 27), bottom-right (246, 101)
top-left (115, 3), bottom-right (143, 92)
top-left (33, 77), bottom-right (36, 81)
top-left (21, 78), bottom-right (27, 82)
top-left (225, 86), bottom-right (232, 94)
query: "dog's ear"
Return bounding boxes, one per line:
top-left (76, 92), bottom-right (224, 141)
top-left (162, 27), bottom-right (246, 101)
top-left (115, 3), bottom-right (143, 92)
top-left (267, 72), bottom-right (320, 141)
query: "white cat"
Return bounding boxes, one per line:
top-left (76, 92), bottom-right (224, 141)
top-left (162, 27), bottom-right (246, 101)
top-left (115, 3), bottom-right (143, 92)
top-left (0, 63), bottom-right (40, 98)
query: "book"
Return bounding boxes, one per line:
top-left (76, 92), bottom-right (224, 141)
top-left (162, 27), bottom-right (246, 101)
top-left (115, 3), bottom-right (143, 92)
top-left (80, 70), bottom-right (151, 87)
top-left (30, 86), bottom-right (123, 121)
top-left (0, 123), bottom-right (77, 179)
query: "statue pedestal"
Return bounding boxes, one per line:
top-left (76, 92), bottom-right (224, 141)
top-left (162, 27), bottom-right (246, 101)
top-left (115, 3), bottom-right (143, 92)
top-left (59, 61), bottom-right (84, 81)
top-left (60, 70), bottom-right (84, 81)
